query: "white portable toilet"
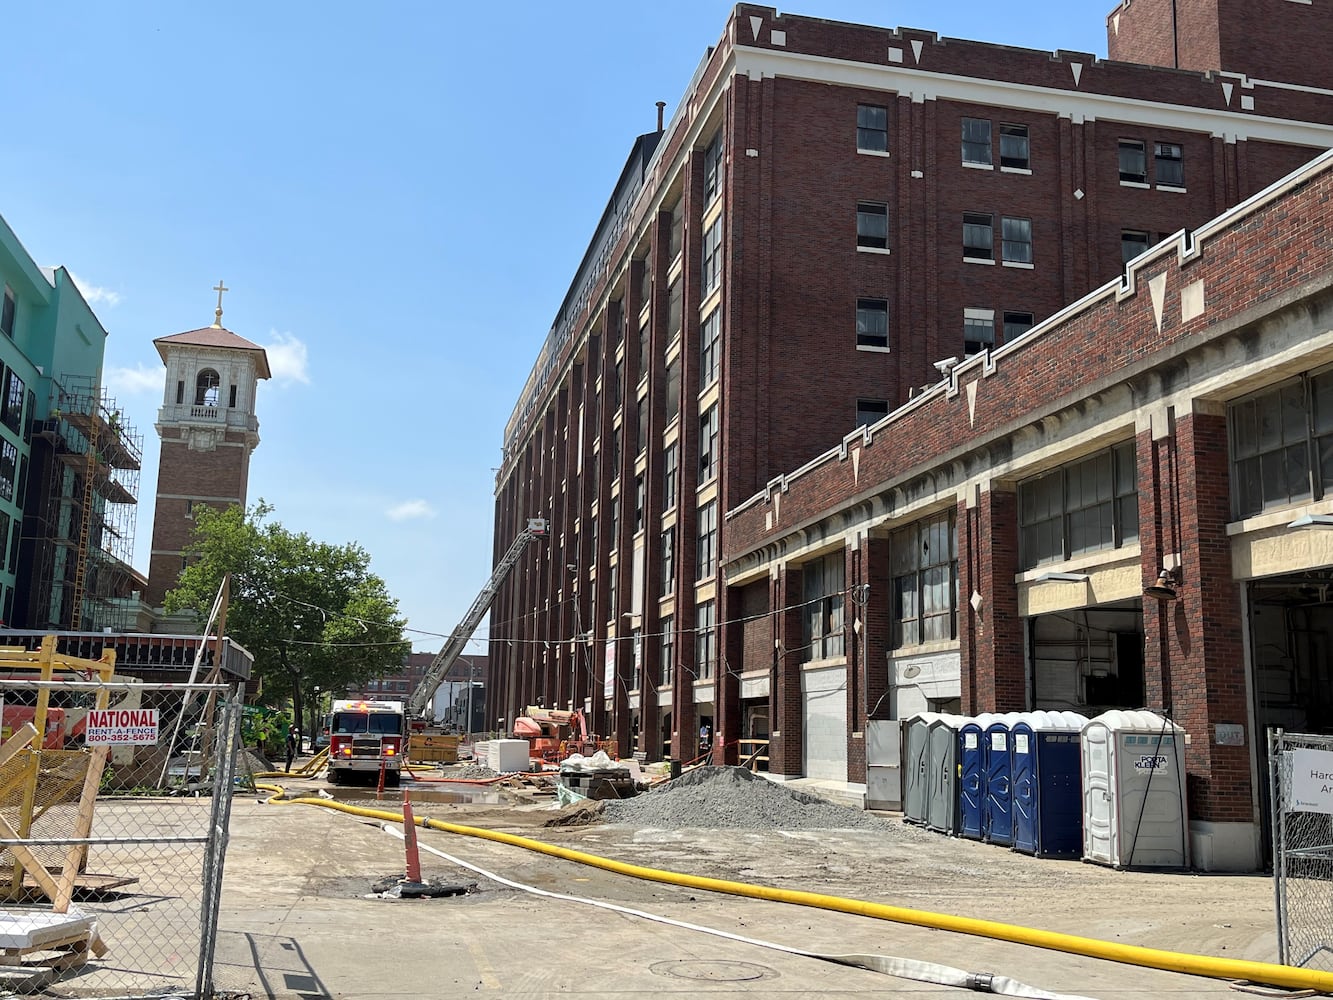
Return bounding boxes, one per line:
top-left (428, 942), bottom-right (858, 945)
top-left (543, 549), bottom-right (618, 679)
top-left (1081, 711), bottom-right (1189, 869)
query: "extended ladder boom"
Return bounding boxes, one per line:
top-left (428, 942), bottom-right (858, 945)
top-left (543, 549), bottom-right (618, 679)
top-left (407, 517), bottom-right (547, 719)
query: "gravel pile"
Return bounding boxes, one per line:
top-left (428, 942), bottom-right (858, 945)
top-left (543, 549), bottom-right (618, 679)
top-left (602, 766), bottom-right (887, 831)
top-left (440, 763), bottom-right (500, 780)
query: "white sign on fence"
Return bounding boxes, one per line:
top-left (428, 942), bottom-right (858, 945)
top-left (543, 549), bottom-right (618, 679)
top-left (85, 708), bottom-right (159, 746)
top-left (1286, 747), bottom-right (1333, 814)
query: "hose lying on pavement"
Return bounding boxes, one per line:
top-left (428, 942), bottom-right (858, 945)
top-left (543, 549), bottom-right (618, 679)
top-left (254, 784), bottom-right (1333, 994)
top-left (380, 821), bottom-right (1096, 1000)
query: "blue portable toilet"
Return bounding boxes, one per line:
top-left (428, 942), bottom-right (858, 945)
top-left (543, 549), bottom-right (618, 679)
top-left (1012, 711), bottom-right (1087, 858)
top-left (958, 714), bottom-right (1000, 841)
top-left (982, 713), bottom-right (1025, 845)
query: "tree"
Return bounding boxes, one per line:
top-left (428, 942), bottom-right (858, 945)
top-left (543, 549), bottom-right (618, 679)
top-left (165, 501), bottom-right (411, 740)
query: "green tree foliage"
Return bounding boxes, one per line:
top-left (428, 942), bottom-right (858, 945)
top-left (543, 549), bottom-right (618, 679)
top-left (164, 501), bottom-right (411, 738)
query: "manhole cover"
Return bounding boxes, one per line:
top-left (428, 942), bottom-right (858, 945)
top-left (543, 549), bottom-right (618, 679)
top-left (649, 960), bottom-right (776, 983)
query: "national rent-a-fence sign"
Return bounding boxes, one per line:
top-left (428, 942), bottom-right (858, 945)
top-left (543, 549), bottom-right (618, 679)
top-left (85, 708), bottom-right (159, 746)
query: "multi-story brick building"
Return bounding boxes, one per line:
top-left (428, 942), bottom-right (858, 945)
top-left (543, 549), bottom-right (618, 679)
top-left (490, 1), bottom-right (1333, 868)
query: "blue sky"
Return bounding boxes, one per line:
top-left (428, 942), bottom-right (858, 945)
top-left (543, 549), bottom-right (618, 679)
top-left (0, 2), bottom-right (1109, 654)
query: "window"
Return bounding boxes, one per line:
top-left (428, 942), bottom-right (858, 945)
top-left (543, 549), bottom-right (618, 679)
top-left (999, 124), bottom-right (1030, 170)
top-left (1119, 140), bottom-right (1146, 184)
top-left (614, 359), bottom-right (624, 409)
top-left (1003, 311), bottom-right (1035, 342)
top-left (636, 398), bottom-right (647, 456)
top-left (1231, 375), bottom-right (1333, 518)
top-left (661, 526), bottom-right (676, 586)
top-left (665, 357), bottom-right (681, 422)
top-left (638, 319), bottom-right (650, 379)
top-left (663, 443), bottom-right (678, 511)
top-left (612, 425), bottom-right (622, 473)
top-left (1122, 230), bottom-right (1150, 266)
top-left (0, 441), bottom-right (15, 502)
top-left (8, 519), bottom-right (17, 574)
top-left (1001, 217), bottom-right (1032, 264)
top-left (1, 370), bottom-right (23, 435)
top-left (609, 496), bottom-right (620, 545)
top-left (857, 104), bottom-right (888, 152)
top-left (639, 256), bottom-right (653, 309)
top-left (667, 277), bottom-right (683, 342)
top-left (185, 499), bottom-right (195, 520)
top-left (668, 201), bottom-right (684, 261)
top-left (0, 512), bottom-right (8, 572)
top-left (660, 615), bottom-right (675, 686)
top-left (892, 512), bottom-right (958, 648)
top-left (696, 500), bottom-right (718, 579)
top-left (964, 308), bottom-right (995, 356)
top-left (856, 202), bottom-right (888, 250)
top-left (228, 384), bottom-right (238, 408)
top-left (699, 307), bottom-right (721, 388)
top-left (634, 475), bottom-right (646, 533)
top-left (856, 298), bottom-right (889, 349)
top-left (802, 551), bottom-right (846, 660)
top-left (963, 213), bottom-right (994, 261)
top-left (1018, 441), bottom-right (1139, 568)
top-left (194, 369), bottom-right (221, 407)
top-left (695, 600), bottom-right (716, 680)
top-left (1155, 142), bottom-right (1183, 187)
top-left (16, 455), bottom-right (26, 506)
top-left (701, 216), bottom-right (723, 297)
top-left (703, 130), bottom-right (725, 204)
top-left (0, 289), bottom-right (14, 340)
top-left (961, 117), bottom-right (992, 165)
top-left (176, 380), bottom-right (185, 405)
top-left (631, 630), bottom-right (643, 691)
top-left (698, 403), bottom-right (719, 483)
top-left (856, 398), bottom-right (889, 427)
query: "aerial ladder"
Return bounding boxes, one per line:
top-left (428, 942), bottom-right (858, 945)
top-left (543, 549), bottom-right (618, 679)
top-left (406, 517), bottom-right (548, 721)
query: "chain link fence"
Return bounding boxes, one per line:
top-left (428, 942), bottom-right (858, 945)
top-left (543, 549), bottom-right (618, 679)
top-left (0, 673), bottom-right (240, 999)
top-left (1269, 728), bottom-right (1333, 971)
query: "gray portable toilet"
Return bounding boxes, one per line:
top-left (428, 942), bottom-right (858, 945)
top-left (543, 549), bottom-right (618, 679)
top-left (901, 713), bottom-right (933, 824)
top-left (903, 713), bottom-right (958, 824)
top-left (926, 714), bottom-right (966, 835)
top-left (1081, 710), bottom-right (1189, 869)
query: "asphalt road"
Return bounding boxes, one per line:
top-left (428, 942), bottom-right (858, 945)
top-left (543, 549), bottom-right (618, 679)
top-left (206, 772), bottom-right (1286, 999)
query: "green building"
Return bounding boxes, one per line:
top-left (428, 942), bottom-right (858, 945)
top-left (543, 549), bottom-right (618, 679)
top-left (0, 213), bottom-right (142, 630)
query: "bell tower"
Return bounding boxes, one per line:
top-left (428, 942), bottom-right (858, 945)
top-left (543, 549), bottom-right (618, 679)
top-left (145, 283), bottom-right (271, 608)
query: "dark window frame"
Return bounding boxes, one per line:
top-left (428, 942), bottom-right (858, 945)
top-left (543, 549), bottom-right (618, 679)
top-left (857, 104), bottom-right (888, 152)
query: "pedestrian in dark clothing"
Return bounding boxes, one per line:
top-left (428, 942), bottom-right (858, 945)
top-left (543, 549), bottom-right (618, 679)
top-left (285, 726), bottom-right (299, 772)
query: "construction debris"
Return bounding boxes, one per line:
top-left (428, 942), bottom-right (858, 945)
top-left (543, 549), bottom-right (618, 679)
top-left (601, 766), bottom-right (889, 831)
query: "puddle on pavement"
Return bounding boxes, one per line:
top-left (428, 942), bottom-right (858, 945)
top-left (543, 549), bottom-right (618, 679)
top-left (326, 781), bottom-right (503, 806)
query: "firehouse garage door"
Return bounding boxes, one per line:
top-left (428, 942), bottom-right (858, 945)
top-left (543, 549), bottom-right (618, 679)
top-left (802, 664), bottom-right (848, 781)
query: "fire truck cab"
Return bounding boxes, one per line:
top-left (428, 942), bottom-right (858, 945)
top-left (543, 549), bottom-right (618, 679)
top-left (327, 699), bottom-right (405, 786)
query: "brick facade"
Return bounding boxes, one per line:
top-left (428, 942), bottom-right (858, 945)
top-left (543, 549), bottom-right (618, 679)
top-left (490, 2), bottom-right (1333, 846)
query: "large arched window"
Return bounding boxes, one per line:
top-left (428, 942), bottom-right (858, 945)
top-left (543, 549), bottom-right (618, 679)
top-left (195, 369), bottom-right (221, 407)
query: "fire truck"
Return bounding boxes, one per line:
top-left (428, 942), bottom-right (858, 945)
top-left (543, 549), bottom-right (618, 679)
top-left (327, 699), bottom-right (405, 786)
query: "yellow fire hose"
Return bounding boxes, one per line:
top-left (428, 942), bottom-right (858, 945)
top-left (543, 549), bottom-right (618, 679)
top-left (254, 784), bottom-right (1333, 994)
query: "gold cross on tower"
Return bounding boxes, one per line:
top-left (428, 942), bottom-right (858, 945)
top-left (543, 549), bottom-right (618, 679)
top-left (211, 280), bottom-right (229, 328)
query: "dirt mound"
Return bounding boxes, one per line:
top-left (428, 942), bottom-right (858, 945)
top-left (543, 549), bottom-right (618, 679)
top-left (543, 800), bottom-right (605, 828)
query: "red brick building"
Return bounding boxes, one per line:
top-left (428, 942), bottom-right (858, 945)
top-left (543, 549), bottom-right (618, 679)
top-left (491, 1), bottom-right (1333, 868)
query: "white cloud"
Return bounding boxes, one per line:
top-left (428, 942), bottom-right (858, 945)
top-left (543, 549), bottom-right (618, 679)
top-left (263, 331), bottom-right (310, 385)
top-left (104, 364), bottom-right (163, 396)
top-left (386, 499), bottom-right (436, 522)
top-left (66, 270), bottom-right (122, 308)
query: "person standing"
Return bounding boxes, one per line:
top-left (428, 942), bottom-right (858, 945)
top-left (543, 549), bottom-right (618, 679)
top-left (285, 723), bottom-right (299, 773)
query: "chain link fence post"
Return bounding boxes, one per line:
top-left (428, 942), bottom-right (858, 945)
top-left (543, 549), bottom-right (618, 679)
top-left (196, 696), bottom-right (241, 1000)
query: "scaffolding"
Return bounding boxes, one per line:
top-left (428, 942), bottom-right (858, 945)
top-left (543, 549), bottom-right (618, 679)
top-left (25, 376), bottom-right (142, 633)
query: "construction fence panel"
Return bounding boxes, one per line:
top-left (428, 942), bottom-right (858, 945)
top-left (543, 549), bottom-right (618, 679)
top-left (1270, 729), bottom-right (1333, 972)
top-left (0, 678), bottom-right (241, 999)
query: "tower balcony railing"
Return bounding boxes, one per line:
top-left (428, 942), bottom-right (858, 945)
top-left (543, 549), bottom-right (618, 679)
top-left (156, 404), bottom-right (259, 432)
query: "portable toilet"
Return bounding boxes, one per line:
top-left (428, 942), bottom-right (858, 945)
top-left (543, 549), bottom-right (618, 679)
top-left (958, 714), bottom-right (1000, 841)
top-left (926, 715), bottom-right (966, 835)
top-left (1012, 711), bottom-right (1087, 858)
top-left (982, 712), bottom-right (1026, 845)
top-left (901, 713), bottom-right (937, 825)
top-left (1081, 711), bottom-right (1189, 869)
